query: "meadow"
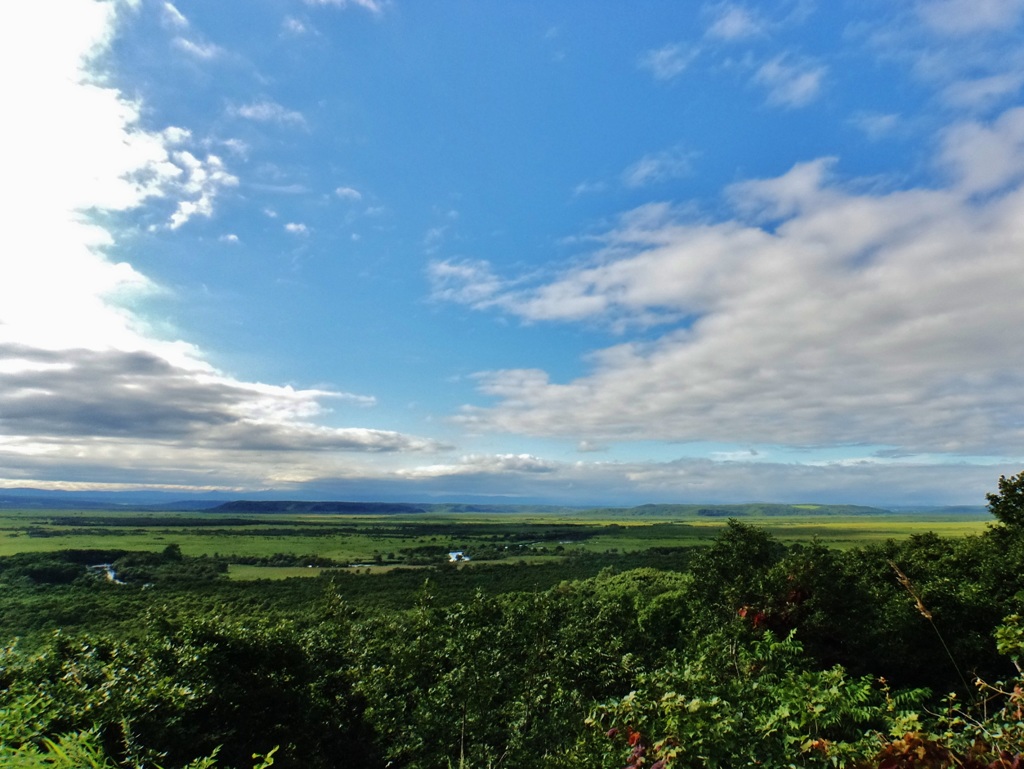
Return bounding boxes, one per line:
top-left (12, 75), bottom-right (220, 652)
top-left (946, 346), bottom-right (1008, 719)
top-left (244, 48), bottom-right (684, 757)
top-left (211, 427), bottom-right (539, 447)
top-left (0, 505), bottom-right (991, 578)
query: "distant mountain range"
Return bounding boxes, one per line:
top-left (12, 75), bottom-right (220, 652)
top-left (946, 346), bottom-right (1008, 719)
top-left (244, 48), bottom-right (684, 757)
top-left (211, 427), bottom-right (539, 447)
top-left (0, 487), bottom-right (990, 517)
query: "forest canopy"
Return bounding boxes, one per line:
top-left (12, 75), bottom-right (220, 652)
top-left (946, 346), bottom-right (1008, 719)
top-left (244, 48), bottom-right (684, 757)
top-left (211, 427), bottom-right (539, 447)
top-left (0, 480), bottom-right (1021, 768)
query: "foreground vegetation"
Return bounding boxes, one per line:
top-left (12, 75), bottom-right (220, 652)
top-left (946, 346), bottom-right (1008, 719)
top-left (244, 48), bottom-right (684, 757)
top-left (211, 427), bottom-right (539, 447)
top-left (0, 480), bottom-right (1021, 768)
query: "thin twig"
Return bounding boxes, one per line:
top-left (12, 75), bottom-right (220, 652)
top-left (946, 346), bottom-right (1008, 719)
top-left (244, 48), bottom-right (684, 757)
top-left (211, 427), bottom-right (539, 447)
top-left (889, 561), bottom-right (976, 703)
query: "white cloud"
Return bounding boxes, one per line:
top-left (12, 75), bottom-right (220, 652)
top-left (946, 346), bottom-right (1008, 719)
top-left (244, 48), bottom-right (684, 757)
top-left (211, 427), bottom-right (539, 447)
top-left (219, 233), bottom-right (239, 244)
top-left (917, 0), bottom-right (1024, 36)
top-left (942, 72), bottom-right (1024, 110)
top-left (705, 4), bottom-right (766, 40)
top-left (233, 100), bottom-right (307, 126)
top-left (282, 16), bottom-right (311, 35)
top-left (850, 112), bottom-right (902, 141)
top-left (173, 37), bottom-right (224, 60)
top-left (939, 107), bottom-right (1024, 194)
top-left (572, 180), bottom-right (609, 197)
top-left (428, 260), bottom-right (504, 306)
top-left (622, 145), bottom-right (697, 188)
top-left (220, 138), bottom-right (250, 157)
top-left (304, 0), bottom-right (387, 14)
top-left (423, 225), bottom-right (448, 251)
top-left (442, 112), bottom-right (1024, 460)
top-left (0, 0), bottom-right (440, 492)
top-left (753, 55), bottom-right (826, 107)
top-left (861, 1), bottom-right (1024, 113)
top-left (285, 222), bottom-right (310, 235)
top-left (638, 44), bottom-right (699, 81)
top-left (161, 2), bottom-right (188, 28)
top-left (397, 453), bottom-right (557, 479)
top-left (335, 185), bottom-right (363, 200)
top-left (168, 151), bottom-right (239, 229)
top-left (380, 453), bottom-right (1012, 506)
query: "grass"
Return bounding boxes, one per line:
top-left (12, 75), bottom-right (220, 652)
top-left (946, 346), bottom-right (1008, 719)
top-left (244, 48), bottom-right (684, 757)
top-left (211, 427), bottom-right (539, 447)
top-left (0, 509), bottom-right (994, 566)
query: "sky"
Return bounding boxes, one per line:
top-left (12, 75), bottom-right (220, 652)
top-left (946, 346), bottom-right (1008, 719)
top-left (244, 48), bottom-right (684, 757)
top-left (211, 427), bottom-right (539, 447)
top-left (2, 0), bottom-right (1024, 507)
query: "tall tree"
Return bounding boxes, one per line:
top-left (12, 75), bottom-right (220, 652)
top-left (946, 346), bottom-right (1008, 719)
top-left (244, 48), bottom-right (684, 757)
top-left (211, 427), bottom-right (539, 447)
top-left (987, 470), bottom-right (1024, 529)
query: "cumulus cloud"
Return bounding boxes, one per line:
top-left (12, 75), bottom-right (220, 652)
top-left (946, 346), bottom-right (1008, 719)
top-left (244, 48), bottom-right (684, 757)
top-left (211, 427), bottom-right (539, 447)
top-left (285, 222), bottom-right (310, 235)
top-left (168, 151), bottom-right (239, 228)
top-left (335, 185), bottom-right (363, 200)
top-left (0, 0), bottom-right (446, 492)
top-left (0, 345), bottom-right (441, 485)
top-left (939, 107), bottom-right (1024, 194)
top-left (441, 111), bottom-right (1024, 460)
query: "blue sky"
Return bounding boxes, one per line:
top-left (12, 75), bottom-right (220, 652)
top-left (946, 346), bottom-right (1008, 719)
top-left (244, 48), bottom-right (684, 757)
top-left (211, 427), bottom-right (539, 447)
top-left (3, 0), bottom-right (1024, 506)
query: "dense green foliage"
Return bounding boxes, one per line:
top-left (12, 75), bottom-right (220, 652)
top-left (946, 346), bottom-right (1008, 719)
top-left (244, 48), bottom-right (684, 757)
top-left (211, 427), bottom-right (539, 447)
top-left (988, 470), bottom-right (1024, 530)
top-left (0, 500), bottom-right (1021, 767)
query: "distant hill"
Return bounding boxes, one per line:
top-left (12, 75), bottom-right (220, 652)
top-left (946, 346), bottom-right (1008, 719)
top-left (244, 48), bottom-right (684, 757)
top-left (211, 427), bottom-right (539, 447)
top-left (0, 488), bottom-right (230, 511)
top-left (210, 500), bottom-right (432, 515)
top-left (0, 487), bottom-right (989, 518)
top-left (209, 500), bottom-right (585, 515)
top-left (573, 502), bottom-right (900, 518)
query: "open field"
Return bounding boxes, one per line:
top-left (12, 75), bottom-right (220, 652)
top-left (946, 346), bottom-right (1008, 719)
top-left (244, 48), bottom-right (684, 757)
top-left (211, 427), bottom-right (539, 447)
top-left (0, 508), bottom-right (993, 575)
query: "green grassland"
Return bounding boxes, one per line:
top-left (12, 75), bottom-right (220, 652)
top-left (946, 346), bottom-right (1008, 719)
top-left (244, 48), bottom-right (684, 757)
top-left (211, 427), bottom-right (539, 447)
top-left (0, 505), bottom-right (992, 575)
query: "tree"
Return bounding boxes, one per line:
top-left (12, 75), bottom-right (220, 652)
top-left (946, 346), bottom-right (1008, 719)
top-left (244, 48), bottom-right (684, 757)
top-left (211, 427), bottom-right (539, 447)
top-left (986, 470), bottom-right (1024, 529)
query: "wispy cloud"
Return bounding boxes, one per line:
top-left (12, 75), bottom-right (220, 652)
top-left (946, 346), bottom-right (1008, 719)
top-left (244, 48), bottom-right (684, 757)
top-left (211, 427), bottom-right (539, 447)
top-left (335, 185), bottom-right (363, 200)
top-left (859, 0), bottom-right (1024, 117)
top-left (161, 2), bottom-right (188, 28)
top-left (572, 180), bottom-right (609, 197)
top-left (916, 0), bottom-right (1024, 36)
top-left (398, 453), bottom-right (557, 479)
top-left (753, 54), bottom-right (826, 107)
top-left (704, 3), bottom-right (767, 40)
top-left (942, 72), bottom-right (1024, 111)
top-left (304, 0), bottom-right (388, 15)
top-left (232, 100), bottom-right (307, 126)
top-left (282, 16), bottom-right (312, 36)
top-left (622, 145), bottom-right (697, 188)
top-left (638, 43), bottom-right (699, 81)
top-left (849, 111), bottom-right (902, 141)
top-left (285, 222), bottom-right (310, 235)
top-left (173, 37), bottom-right (224, 60)
top-left (428, 260), bottom-right (504, 307)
